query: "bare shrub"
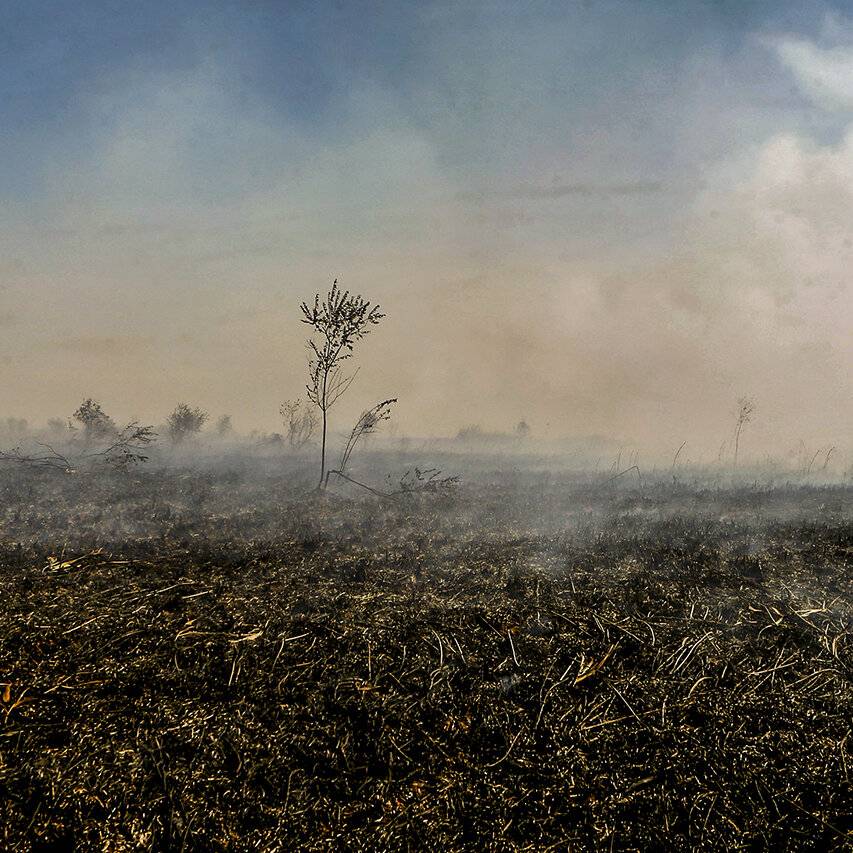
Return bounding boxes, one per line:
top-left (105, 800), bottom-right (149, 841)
top-left (280, 399), bottom-right (317, 449)
top-left (733, 397), bottom-right (755, 468)
top-left (1, 422), bottom-right (156, 471)
top-left (456, 425), bottom-right (483, 441)
top-left (393, 466), bottom-right (460, 494)
top-left (330, 398), bottom-right (397, 486)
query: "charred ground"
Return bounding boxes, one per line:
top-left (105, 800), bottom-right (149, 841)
top-left (0, 463), bottom-right (851, 851)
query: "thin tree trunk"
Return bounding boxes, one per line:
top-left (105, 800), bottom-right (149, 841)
top-left (734, 424), bottom-right (741, 468)
top-left (319, 407), bottom-right (327, 489)
top-left (318, 366), bottom-right (329, 489)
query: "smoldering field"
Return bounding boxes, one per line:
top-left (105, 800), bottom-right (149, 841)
top-left (0, 446), bottom-right (851, 851)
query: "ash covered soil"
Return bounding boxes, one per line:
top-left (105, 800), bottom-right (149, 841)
top-left (1, 465), bottom-right (851, 851)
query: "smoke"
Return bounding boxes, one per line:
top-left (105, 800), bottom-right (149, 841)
top-left (0, 3), bottom-right (850, 463)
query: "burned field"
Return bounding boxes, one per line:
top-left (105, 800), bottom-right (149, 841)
top-left (0, 465), bottom-right (851, 851)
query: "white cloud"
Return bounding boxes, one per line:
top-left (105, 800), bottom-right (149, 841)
top-left (771, 33), bottom-right (853, 111)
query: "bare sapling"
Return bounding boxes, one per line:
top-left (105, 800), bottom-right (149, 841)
top-left (300, 280), bottom-right (384, 488)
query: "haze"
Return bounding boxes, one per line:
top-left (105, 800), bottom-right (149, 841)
top-left (2, 1), bottom-right (851, 464)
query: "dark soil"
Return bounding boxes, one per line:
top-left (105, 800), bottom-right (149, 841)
top-left (1, 467), bottom-right (850, 850)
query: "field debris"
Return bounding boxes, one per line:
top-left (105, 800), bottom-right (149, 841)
top-left (0, 468), bottom-right (851, 850)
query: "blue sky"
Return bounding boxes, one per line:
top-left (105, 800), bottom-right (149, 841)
top-left (2, 1), bottom-right (846, 189)
top-left (1, 1), bottom-right (851, 460)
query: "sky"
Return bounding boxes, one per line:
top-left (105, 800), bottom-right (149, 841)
top-left (1, 0), bottom-right (851, 463)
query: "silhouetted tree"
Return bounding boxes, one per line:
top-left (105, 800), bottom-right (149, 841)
top-left (456, 425), bottom-right (484, 441)
top-left (72, 399), bottom-right (116, 444)
top-left (215, 415), bottom-right (233, 436)
top-left (300, 280), bottom-right (384, 488)
top-left (167, 404), bottom-right (208, 444)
